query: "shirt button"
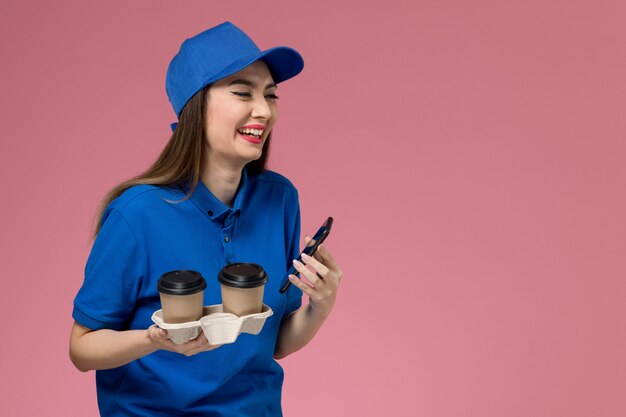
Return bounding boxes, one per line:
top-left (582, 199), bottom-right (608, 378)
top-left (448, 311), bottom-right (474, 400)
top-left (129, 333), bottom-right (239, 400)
top-left (224, 236), bottom-right (229, 243)
top-left (207, 210), bottom-right (213, 216)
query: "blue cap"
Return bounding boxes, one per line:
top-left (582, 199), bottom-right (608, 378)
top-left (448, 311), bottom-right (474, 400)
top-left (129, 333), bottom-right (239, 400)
top-left (166, 22), bottom-right (304, 132)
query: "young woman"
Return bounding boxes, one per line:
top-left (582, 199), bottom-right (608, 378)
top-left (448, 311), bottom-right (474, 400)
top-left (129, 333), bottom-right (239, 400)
top-left (69, 22), bottom-right (343, 416)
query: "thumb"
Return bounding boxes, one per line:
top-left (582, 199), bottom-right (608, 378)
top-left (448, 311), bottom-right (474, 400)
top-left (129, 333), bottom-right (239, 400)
top-left (304, 235), bottom-right (311, 244)
top-left (149, 324), bottom-right (168, 339)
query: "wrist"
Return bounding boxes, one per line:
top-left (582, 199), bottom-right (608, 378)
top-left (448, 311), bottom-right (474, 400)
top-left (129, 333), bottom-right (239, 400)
top-left (307, 302), bottom-right (331, 320)
top-left (145, 327), bottom-right (162, 351)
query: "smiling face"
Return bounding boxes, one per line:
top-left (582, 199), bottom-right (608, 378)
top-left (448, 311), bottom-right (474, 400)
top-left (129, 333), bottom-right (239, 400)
top-left (204, 60), bottom-right (279, 170)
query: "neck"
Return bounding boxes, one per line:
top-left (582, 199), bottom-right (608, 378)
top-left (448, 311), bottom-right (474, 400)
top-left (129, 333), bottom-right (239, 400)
top-left (200, 155), bottom-right (245, 208)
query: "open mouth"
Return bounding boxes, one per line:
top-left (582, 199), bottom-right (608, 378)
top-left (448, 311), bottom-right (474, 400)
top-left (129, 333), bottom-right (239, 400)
top-left (237, 128), bottom-right (264, 139)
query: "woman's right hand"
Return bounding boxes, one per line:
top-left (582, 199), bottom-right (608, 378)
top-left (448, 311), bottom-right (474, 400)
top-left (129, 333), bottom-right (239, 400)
top-left (147, 325), bottom-right (222, 356)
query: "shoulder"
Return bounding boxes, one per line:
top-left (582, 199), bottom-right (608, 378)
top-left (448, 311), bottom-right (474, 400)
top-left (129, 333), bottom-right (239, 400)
top-left (251, 170), bottom-right (299, 196)
top-left (104, 184), bottom-right (184, 221)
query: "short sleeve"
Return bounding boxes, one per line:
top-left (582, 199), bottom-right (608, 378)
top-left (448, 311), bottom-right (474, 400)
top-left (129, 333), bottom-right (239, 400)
top-left (72, 208), bottom-right (145, 330)
top-left (284, 189), bottom-right (303, 315)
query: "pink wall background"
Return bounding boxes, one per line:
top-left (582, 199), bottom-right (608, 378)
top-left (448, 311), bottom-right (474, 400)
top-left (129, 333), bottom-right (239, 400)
top-left (1, 0), bottom-right (625, 415)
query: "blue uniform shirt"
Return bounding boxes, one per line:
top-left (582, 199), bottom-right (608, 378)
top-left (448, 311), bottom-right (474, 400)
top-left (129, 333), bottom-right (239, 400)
top-left (73, 169), bottom-right (303, 417)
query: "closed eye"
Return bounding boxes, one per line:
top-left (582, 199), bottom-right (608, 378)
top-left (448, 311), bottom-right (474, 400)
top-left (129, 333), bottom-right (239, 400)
top-left (231, 91), bottom-right (279, 100)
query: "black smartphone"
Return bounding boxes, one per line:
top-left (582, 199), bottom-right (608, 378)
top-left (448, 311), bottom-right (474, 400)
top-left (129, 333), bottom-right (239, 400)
top-left (279, 216), bottom-right (333, 293)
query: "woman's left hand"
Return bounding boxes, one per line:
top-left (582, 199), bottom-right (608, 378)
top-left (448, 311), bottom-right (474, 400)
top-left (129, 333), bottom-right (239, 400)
top-left (289, 236), bottom-right (344, 317)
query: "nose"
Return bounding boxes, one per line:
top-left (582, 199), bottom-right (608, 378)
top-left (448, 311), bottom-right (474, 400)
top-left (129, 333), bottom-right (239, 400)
top-left (251, 95), bottom-right (272, 120)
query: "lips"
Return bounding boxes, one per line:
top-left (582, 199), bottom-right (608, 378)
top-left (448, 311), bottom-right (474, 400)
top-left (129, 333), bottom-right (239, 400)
top-left (237, 124), bottom-right (266, 144)
top-left (238, 131), bottom-right (263, 144)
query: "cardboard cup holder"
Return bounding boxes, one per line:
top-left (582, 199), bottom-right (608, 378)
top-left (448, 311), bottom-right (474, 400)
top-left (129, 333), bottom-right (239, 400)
top-left (151, 304), bottom-right (273, 345)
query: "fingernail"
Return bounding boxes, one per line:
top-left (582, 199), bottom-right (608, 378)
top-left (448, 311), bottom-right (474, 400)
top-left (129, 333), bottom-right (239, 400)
top-left (293, 259), bottom-right (301, 265)
top-left (301, 253), bottom-right (310, 259)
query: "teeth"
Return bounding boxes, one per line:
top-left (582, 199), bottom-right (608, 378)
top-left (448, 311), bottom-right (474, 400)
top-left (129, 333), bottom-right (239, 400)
top-left (238, 128), bottom-right (263, 137)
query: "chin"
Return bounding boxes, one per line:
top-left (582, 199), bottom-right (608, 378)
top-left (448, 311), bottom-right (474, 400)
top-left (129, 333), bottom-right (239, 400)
top-left (240, 152), bottom-right (263, 165)
top-left (250, 153), bottom-right (263, 162)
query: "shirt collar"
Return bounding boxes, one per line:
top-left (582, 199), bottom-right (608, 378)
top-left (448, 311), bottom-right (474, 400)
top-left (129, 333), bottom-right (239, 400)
top-left (187, 168), bottom-right (249, 221)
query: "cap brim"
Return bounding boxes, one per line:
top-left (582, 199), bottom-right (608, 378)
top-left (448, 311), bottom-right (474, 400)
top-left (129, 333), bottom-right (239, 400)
top-left (206, 46), bottom-right (304, 87)
top-left (255, 46), bottom-right (304, 84)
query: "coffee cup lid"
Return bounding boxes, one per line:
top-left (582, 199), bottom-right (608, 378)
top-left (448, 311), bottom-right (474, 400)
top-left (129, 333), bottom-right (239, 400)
top-left (158, 270), bottom-right (207, 295)
top-left (218, 263), bottom-right (268, 289)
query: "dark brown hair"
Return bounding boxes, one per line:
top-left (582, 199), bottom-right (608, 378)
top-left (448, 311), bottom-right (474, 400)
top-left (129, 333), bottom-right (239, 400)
top-left (92, 85), bottom-right (271, 238)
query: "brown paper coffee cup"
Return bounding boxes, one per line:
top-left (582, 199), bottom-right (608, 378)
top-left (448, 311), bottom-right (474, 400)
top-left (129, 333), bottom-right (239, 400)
top-left (157, 270), bottom-right (207, 323)
top-left (218, 263), bottom-right (268, 317)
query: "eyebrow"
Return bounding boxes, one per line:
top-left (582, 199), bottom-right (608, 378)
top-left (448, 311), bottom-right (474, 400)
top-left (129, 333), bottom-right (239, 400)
top-left (227, 79), bottom-right (277, 90)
